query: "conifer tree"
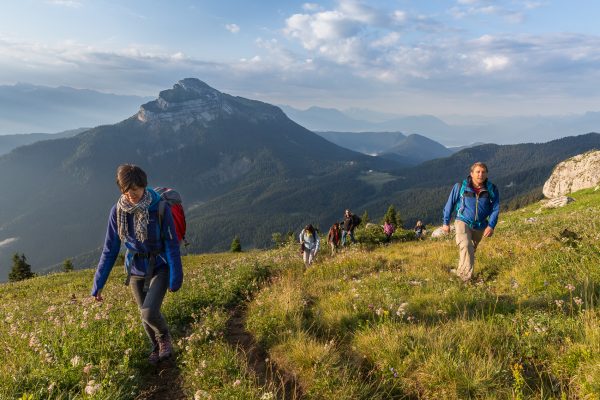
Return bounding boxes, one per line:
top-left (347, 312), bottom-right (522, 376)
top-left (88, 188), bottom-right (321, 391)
top-left (62, 258), bottom-right (74, 272)
top-left (383, 205), bottom-right (397, 224)
top-left (8, 253), bottom-right (35, 282)
top-left (384, 205), bottom-right (403, 228)
top-left (360, 210), bottom-right (370, 226)
top-left (230, 236), bottom-right (242, 252)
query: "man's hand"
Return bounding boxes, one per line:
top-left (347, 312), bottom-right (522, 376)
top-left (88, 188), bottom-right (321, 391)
top-left (442, 224), bottom-right (450, 234)
top-left (483, 226), bottom-right (494, 237)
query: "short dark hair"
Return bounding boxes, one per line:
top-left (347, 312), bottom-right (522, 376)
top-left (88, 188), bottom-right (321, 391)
top-left (116, 164), bottom-right (147, 193)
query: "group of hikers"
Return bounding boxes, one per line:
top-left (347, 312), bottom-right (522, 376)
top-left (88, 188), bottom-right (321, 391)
top-left (298, 213), bottom-right (429, 268)
top-left (298, 208), bottom-right (362, 267)
top-left (91, 161), bottom-right (499, 366)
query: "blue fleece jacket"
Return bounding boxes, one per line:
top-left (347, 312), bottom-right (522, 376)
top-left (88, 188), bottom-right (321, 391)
top-left (91, 188), bottom-right (183, 296)
top-left (442, 178), bottom-right (500, 230)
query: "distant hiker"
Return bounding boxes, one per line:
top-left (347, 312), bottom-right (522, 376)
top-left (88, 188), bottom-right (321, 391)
top-left (442, 162), bottom-right (499, 282)
top-left (327, 222), bottom-right (342, 255)
top-left (414, 220), bottom-right (426, 240)
top-left (342, 209), bottom-right (361, 245)
top-left (383, 220), bottom-right (395, 243)
top-left (299, 224), bottom-right (320, 267)
top-left (91, 164), bottom-right (183, 365)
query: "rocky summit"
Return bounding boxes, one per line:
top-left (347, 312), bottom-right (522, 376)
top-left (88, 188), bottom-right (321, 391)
top-left (137, 78), bottom-right (284, 129)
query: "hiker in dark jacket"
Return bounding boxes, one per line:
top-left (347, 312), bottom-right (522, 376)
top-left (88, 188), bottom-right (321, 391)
top-left (342, 209), bottom-right (359, 245)
top-left (327, 222), bottom-right (342, 255)
top-left (91, 164), bottom-right (183, 365)
top-left (414, 220), bottom-right (426, 240)
top-left (442, 162), bottom-right (499, 282)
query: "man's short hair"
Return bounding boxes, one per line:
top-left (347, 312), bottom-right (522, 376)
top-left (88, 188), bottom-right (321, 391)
top-left (470, 162), bottom-right (488, 173)
top-left (116, 164), bottom-right (147, 193)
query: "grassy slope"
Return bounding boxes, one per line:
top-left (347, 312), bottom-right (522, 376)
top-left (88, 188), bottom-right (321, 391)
top-left (2, 188), bottom-right (600, 399)
top-left (246, 188), bottom-right (600, 399)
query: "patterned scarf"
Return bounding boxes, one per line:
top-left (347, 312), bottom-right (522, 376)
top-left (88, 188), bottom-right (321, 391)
top-left (116, 189), bottom-right (153, 242)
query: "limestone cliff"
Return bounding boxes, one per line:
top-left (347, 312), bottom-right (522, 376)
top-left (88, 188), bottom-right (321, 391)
top-left (543, 150), bottom-right (600, 197)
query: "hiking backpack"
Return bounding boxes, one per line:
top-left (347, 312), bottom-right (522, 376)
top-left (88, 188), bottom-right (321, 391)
top-left (154, 187), bottom-right (187, 244)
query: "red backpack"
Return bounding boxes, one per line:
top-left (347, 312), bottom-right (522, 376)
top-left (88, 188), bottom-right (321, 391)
top-left (154, 187), bottom-right (187, 244)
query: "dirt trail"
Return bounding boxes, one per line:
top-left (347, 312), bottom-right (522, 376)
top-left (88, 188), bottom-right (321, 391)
top-left (225, 306), bottom-right (304, 400)
top-left (135, 358), bottom-right (186, 400)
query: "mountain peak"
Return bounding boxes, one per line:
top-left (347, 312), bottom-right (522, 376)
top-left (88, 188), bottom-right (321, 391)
top-left (136, 78), bottom-right (286, 128)
top-left (137, 78), bottom-right (229, 126)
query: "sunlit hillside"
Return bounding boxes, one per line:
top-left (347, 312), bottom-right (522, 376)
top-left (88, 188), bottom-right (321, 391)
top-left (2, 187), bottom-right (600, 399)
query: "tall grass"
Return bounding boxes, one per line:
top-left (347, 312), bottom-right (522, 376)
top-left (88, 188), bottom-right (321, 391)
top-left (245, 188), bottom-right (600, 398)
top-left (3, 188), bottom-right (600, 398)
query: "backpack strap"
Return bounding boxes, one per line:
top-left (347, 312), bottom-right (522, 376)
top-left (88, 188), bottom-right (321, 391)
top-left (486, 181), bottom-right (495, 202)
top-left (455, 179), bottom-right (468, 213)
top-left (158, 200), bottom-right (166, 241)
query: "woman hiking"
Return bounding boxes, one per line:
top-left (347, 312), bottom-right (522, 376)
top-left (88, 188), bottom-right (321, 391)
top-left (383, 219), bottom-right (395, 243)
top-left (327, 222), bottom-right (342, 255)
top-left (414, 220), bottom-right (426, 240)
top-left (91, 164), bottom-right (183, 365)
top-left (299, 224), bottom-right (320, 267)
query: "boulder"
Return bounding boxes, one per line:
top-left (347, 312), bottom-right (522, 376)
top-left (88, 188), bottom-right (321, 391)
top-left (543, 150), bottom-right (600, 198)
top-left (431, 225), bottom-right (453, 238)
top-left (540, 196), bottom-right (575, 209)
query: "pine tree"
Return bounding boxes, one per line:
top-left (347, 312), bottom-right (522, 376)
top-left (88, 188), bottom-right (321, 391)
top-left (360, 210), bottom-right (370, 226)
top-left (384, 205), bottom-right (403, 228)
top-left (8, 253), bottom-right (35, 282)
top-left (230, 236), bottom-right (242, 253)
top-left (383, 205), bottom-right (397, 224)
top-left (62, 258), bottom-right (74, 272)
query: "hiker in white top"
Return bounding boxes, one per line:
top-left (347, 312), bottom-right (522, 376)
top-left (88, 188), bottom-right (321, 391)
top-left (299, 224), bottom-right (320, 267)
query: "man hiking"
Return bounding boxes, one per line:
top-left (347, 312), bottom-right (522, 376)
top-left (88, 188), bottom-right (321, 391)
top-left (442, 162), bottom-right (499, 282)
top-left (342, 209), bottom-right (360, 246)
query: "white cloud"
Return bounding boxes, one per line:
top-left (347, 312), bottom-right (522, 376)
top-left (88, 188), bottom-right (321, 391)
top-left (302, 3), bottom-right (320, 11)
top-left (46, 0), bottom-right (82, 8)
top-left (0, 238), bottom-right (17, 248)
top-left (482, 55), bottom-right (510, 71)
top-left (225, 23), bottom-right (240, 34)
top-left (450, 1), bottom-right (526, 23)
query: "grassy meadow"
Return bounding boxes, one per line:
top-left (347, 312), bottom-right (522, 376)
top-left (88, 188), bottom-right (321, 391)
top-left (2, 188), bottom-right (600, 399)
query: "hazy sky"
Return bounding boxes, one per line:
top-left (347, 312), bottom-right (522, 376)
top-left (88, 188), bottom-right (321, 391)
top-left (1, 0), bottom-right (599, 116)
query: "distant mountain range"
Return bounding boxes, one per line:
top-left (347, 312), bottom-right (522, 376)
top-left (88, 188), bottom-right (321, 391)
top-left (0, 78), bottom-right (599, 282)
top-left (0, 128), bottom-right (88, 156)
top-left (281, 105), bottom-right (600, 146)
top-left (315, 131), bottom-right (453, 165)
top-left (0, 78), bottom-right (395, 280)
top-left (0, 83), bottom-right (152, 134)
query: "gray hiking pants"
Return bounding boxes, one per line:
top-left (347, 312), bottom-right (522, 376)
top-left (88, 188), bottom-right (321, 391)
top-left (130, 266), bottom-right (170, 349)
top-left (455, 220), bottom-right (484, 281)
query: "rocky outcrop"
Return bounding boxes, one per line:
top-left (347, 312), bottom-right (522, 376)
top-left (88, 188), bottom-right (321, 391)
top-left (543, 150), bottom-right (600, 197)
top-left (540, 196), bottom-right (575, 209)
top-left (137, 78), bottom-right (285, 129)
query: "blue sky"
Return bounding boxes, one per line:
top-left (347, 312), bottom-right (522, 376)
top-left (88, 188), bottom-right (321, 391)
top-left (1, 0), bottom-right (600, 117)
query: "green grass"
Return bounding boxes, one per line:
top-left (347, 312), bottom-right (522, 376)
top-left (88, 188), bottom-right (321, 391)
top-left (3, 188), bottom-right (600, 399)
top-left (0, 251), bottom-right (284, 399)
top-left (245, 188), bottom-right (600, 399)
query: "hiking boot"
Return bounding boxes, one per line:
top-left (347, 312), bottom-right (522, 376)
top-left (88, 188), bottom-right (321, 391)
top-left (148, 349), bottom-right (160, 365)
top-left (158, 335), bottom-right (173, 360)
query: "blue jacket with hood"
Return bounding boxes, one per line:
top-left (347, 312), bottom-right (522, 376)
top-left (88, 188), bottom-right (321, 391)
top-left (91, 188), bottom-right (183, 296)
top-left (443, 177), bottom-right (500, 230)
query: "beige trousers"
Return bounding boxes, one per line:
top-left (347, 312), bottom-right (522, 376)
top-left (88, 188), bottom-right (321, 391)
top-left (454, 220), bottom-right (484, 281)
